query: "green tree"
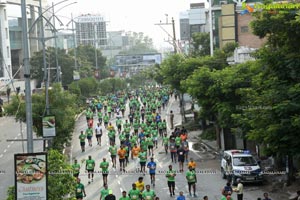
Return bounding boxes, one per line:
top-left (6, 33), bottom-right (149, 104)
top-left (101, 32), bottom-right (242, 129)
top-left (190, 32), bottom-right (210, 57)
top-left (98, 78), bottom-right (127, 95)
top-left (4, 84), bottom-right (77, 150)
top-left (69, 45), bottom-right (109, 79)
top-left (47, 149), bottom-right (76, 199)
top-left (119, 32), bottom-right (158, 54)
top-left (30, 47), bottom-right (74, 86)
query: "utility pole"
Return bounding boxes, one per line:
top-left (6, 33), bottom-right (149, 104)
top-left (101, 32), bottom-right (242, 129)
top-left (38, 0), bottom-right (49, 116)
top-left (172, 18), bottom-right (177, 54)
top-left (52, 2), bottom-right (60, 83)
top-left (154, 15), bottom-right (178, 53)
top-left (71, 13), bottom-right (78, 71)
top-left (209, 0), bottom-right (214, 56)
top-left (21, 0), bottom-right (34, 153)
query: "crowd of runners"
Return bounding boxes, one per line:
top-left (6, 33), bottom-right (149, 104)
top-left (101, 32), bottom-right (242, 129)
top-left (72, 86), bottom-right (258, 200)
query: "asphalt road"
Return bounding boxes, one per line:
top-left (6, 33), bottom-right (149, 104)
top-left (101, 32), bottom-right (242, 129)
top-left (0, 117), bottom-right (43, 198)
top-left (70, 97), bottom-right (269, 200)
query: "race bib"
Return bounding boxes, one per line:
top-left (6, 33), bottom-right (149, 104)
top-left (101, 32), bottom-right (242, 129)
top-left (132, 195), bottom-right (137, 199)
top-left (77, 188), bottom-right (82, 193)
top-left (189, 175), bottom-right (194, 180)
top-left (88, 163), bottom-right (93, 168)
top-left (146, 196), bottom-right (151, 200)
top-left (179, 152), bottom-right (183, 155)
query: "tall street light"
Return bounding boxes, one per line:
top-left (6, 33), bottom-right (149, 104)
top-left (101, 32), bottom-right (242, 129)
top-left (209, 0), bottom-right (214, 56)
top-left (21, 0), bottom-right (33, 153)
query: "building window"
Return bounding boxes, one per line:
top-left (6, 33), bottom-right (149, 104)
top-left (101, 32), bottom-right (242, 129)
top-left (4, 9), bottom-right (7, 20)
top-left (241, 26), bottom-right (249, 33)
top-left (7, 46), bottom-right (10, 58)
top-left (5, 28), bottom-right (8, 39)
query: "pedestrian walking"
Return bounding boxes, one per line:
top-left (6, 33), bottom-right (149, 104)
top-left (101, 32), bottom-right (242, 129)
top-left (186, 165), bottom-right (197, 197)
top-left (119, 191), bottom-right (130, 200)
top-left (142, 185), bottom-right (156, 200)
top-left (128, 183), bottom-right (140, 200)
top-left (100, 184), bottom-right (110, 200)
top-left (99, 158), bottom-right (109, 186)
top-left (233, 178), bottom-right (243, 200)
top-left (177, 146), bottom-right (185, 172)
top-left (262, 192), bottom-right (272, 200)
top-left (85, 155), bottom-right (95, 184)
top-left (170, 110), bottom-right (174, 130)
top-left (147, 157), bottom-right (157, 186)
top-left (176, 191), bottom-right (186, 200)
top-left (166, 165), bottom-right (176, 197)
top-left (105, 189), bottom-right (116, 200)
top-left (95, 122), bottom-right (103, 145)
top-left (72, 159), bottom-right (81, 178)
top-left (75, 178), bottom-right (86, 200)
top-left (78, 131), bottom-right (86, 152)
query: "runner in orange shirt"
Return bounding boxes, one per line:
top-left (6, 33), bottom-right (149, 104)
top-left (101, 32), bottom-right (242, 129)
top-left (187, 157), bottom-right (196, 171)
top-left (131, 144), bottom-right (141, 170)
top-left (118, 145), bottom-right (127, 172)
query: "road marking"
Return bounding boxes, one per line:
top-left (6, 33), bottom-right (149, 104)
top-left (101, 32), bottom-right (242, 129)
top-left (120, 188), bottom-right (123, 192)
top-left (4, 149), bottom-right (7, 153)
top-left (117, 180), bottom-right (120, 185)
top-left (18, 133), bottom-right (21, 136)
top-left (11, 141), bottom-right (14, 144)
top-left (7, 145), bottom-right (10, 148)
top-left (14, 136), bottom-right (17, 140)
top-left (0, 154), bottom-right (3, 158)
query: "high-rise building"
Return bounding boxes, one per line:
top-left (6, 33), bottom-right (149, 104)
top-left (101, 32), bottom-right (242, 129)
top-left (75, 14), bottom-right (107, 48)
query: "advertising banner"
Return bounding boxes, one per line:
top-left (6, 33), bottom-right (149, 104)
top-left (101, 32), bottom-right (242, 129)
top-left (15, 152), bottom-right (48, 200)
top-left (42, 116), bottom-right (56, 137)
top-left (73, 70), bottom-right (80, 81)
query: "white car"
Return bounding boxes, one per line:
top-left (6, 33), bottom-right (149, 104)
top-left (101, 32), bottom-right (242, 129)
top-left (221, 150), bottom-right (263, 185)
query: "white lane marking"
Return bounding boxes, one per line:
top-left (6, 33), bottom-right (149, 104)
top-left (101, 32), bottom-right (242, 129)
top-left (0, 154), bottom-right (3, 158)
top-left (120, 188), bottom-right (123, 192)
top-left (14, 136), bottom-right (17, 140)
top-left (11, 141), bottom-right (14, 144)
top-left (116, 174), bottom-right (118, 178)
top-left (18, 133), bottom-right (21, 136)
top-left (7, 145), bottom-right (10, 148)
top-left (4, 149), bottom-right (7, 153)
top-left (117, 180), bottom-right (120, 185)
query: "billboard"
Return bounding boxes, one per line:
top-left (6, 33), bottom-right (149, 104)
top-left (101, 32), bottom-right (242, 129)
top-left (42, 116), bottom-right (56, 137)
top-left (115, 53), bottom-right (162, 66)
top-left (15, 152), bottom-right (48, 200)
top-left (73, 70), bottom-right (80, 81)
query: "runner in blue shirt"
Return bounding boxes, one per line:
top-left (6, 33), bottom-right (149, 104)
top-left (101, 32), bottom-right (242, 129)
top-left (147, 157), bottom-right (157, 187)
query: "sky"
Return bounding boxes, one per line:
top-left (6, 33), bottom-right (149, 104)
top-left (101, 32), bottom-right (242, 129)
top-left (47, 0), bottom-right (202, 49)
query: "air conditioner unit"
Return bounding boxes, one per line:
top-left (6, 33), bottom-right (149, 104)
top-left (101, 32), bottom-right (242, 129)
top-left (220, 1), bottom-right (228, 5)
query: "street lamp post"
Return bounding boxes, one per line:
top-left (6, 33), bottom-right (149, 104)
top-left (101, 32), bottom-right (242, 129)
top-left (21, 0), bottom-right (34, 153)
top-left (209, 0), bottom-right (214, 56)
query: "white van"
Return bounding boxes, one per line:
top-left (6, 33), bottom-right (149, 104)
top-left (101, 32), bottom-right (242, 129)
top-left (221, 150), bottom-right (263, 185)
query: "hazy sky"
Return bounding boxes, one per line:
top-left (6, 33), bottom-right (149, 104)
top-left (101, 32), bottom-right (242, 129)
top-left (48, 0), bottom-right (201, 49)
top-left (6, 0), bottom-right (203, 49)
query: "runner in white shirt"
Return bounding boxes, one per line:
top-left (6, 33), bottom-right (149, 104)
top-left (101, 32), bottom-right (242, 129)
top-left (95, 123), bottom-right (103, 146)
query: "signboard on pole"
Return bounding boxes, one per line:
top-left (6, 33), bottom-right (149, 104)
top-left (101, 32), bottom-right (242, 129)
top-left (15, 152), bottom-right (48, 200)
top-left (42, 115), bottom-right (56, 137)
top-left (73, 70), bottom-right (80, 81)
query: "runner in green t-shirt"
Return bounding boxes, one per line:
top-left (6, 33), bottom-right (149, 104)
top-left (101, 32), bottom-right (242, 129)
top-left (72, 159), bottom-right (81, 178)
top-left (119, 191), bottom-right (130, 200)
top-left (85, 127), bottom-right (93, 147)
top-left (75, 178), bottom-right (86, 200)
top-left (108, 143), bottom-right (117, 168)
top-left (85, 155), bottom-right (95, 184)
top-left (141, 185), bottom-right (156, 200)
top-left (162, 133), bottom-right (169, 154)
top-left (138, 149), bottom-right (147, 175)
top-left (128, 183), bottom-right (140, 200)
top-left (78, 131), bottom-right (86, 152)
top-left (100, 184), bottom-right (109, 200)
top-left (166, 165), bottom-right (176, 197)
top-left (186, 166), bottom-right (197, 197)
top-left (100, 158), bottom-right (109, 186)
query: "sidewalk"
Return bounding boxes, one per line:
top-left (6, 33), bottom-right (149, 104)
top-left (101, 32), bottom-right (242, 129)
top-left (180, 97), bottom-right (299, 200)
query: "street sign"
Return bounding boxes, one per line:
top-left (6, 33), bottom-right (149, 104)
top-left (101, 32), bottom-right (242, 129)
top-left (42, 116), bottom-right (56, 137)
top-left (15, 152), bottom-right (48, 200)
